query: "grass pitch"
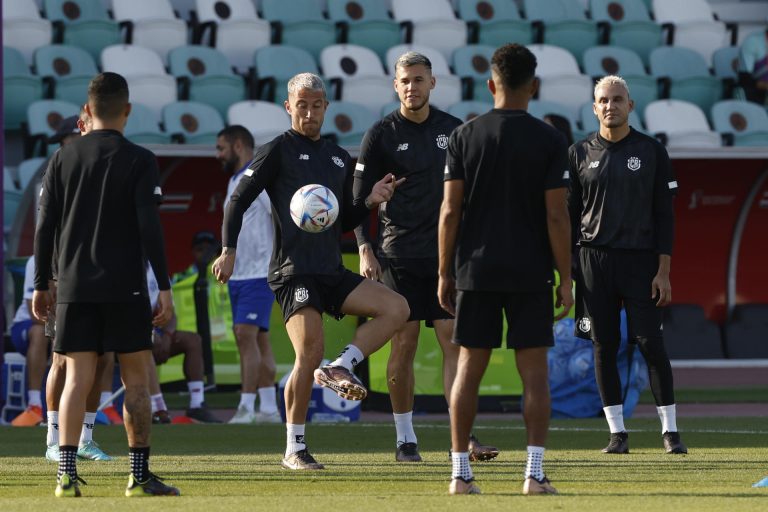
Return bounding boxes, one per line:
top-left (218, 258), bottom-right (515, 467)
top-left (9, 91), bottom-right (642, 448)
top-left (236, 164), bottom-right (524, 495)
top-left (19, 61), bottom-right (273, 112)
top-left (1, 417), bottom-right (766, 511)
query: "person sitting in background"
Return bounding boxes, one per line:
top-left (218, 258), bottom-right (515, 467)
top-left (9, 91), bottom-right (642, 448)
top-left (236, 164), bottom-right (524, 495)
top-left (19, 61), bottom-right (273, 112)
top-left (739, 29), bottom-right (768, 105)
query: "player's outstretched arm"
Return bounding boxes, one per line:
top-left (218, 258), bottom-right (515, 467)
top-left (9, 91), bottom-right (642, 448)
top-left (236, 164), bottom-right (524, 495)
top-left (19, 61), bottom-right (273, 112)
top-left (545, 187), bottom-right (574, 320)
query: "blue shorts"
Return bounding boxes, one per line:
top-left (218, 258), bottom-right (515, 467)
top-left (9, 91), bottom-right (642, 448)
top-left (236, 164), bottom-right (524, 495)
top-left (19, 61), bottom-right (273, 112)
top-left (10, 319), bottom-right (35, 355)
top-left (228, 278), bottom-right (274, 330)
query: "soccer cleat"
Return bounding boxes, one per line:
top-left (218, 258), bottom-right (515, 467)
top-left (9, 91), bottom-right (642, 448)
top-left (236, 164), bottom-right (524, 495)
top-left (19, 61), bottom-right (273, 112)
top-left (125, 472), bottom-right (180, 497)
top-left (102, 405), bottom-right (123, 425)
top-left (11, 405), bottom-right (44, 427)
top-left (602, 432), bottom-right (629, 454)
top-left (77, 440), bottom-right (112, 461)
top-left (313, 365), bottom-right (367, 401)
top-left (395, 442), bottom-right (422, 462)
top-left (662, 431), bottom-right (688, 454)
top-left (448, 477), bottom-right (481, 495)
top-left (523, 476), bottom-right (558, 495)
top-left (281, 449), bottom-right (325, 470)
top-left (469, 434), bottom-right (499, 462)
top-left (253, 410), bottom-right (282, 424)
top-left (152, 410), bottom-right (172, 424)
top-left (228, 405), bottom-right (257, 424)
top-left (55, 474), bottom-right (85, 498)
top-left (46, 444), bottom-right (61, 462)
top-left (185, 405), bottom-right (222, 424)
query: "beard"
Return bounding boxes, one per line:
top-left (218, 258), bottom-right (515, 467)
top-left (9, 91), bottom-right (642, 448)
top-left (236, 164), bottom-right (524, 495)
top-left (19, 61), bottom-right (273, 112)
top-left (403, 96), bottom-right (428, 112)
top-left (220, 156), bottom-right (238, 175)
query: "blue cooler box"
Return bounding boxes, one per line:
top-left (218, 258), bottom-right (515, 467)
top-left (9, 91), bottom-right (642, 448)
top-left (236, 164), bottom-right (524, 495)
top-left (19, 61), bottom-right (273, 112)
top-left (1, 353), bottom-right (28, 423)
top-left (278, 367), bottom-right (361, 423)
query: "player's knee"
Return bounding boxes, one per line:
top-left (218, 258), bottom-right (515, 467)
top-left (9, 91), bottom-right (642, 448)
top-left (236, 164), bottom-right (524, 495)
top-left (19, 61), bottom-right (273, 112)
top-left (633, 335), bottom-right (669, 364)
top-left (389, 294), bottom-right (410, 325)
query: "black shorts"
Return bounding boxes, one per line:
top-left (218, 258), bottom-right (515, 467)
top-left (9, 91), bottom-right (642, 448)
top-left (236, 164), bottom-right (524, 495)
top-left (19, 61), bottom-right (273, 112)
top-left (271, 270), bottom-right (365, 322)
top-left (453, 289), bottom-right (554, 349)
top-left (54, 301), bottom-right (153, 354)
top-left (381, 257), bottom-right (453, 325)
top-left (575, 246), bottom-right (663, 344)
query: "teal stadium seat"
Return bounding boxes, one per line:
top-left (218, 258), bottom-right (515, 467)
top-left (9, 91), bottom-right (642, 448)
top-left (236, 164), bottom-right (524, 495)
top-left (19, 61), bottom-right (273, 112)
top-left (523, 0), bottom-right (599, 63)
top-left (3, 0), bottom-right (53, 65)
top-left (447, 100), bottom-right (492, 122)
top-left (124, 103), bottom-right (171, 144)
top-left (652, 0), bottom-right (731, 64)
top-left (43, 0), bottom-right (122, 62)
top-left (650, 46), bottom-right (725, 117)
top-left (457, 0), bottom-right (533, 47)
top-left (162, 101), bottom-right (225, 145)
top-left (33, 44), bottom-right (98, 105)
top-left (261, 0), bottom-right (337, 60)
top-left (25, 99), bottom-right (80, 157)
top-left (589, 0), bottom-right (662, 66)
top-left (328, 0), bottom-right (402, 62)
top-left (322, 101), bottom-right (379, 146)
top-left (711, 100), bottom-right (768, 147)
top-left (253, 45), bottom-right (319, 104)
top-left (168, 45), bottom-right (247, 120)
top-left (3, 46), bottom-right (43, 131)
top-left (452, 45), bottom-right (496, 102)
top-left (582, 45), bottom-right (658, 114)
top-left (712, 46), bottom-right (740, 80)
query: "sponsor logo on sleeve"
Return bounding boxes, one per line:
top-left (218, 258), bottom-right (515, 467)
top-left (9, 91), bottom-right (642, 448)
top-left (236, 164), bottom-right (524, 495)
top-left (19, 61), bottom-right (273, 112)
top-left (668, 180), bottom-right (678, 190)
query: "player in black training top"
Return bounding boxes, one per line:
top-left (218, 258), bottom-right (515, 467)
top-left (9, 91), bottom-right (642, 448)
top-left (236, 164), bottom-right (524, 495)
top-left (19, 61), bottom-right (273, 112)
top-left (32, 72), bottom-right (179, 498)
top-left (568, 75), bottom-right (687, 456)
top-left (438, 44), bottom-right (573, 496)
top-left (212, 73), bottom-right (409, 471)
top-left (353, 51), bottom-right (498, 463)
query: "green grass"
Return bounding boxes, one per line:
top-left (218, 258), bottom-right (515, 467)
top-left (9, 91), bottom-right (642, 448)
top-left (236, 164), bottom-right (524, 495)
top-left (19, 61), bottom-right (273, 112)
top-left (639, 387), bottom-right (767, 404)
top-left (1, 417), bottom-right (767, 511)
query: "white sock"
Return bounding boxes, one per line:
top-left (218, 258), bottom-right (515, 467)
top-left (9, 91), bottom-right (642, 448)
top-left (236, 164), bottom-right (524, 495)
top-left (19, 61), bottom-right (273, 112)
top-left (285, 423), bottom-right (306, 456)
top-left (188, 380), bottom-right (204, 409)
top-left (657, 404), bottom-right (678, 433)
top-left (239, 392), bottom-right (257, 413)
top-left (28, 390), bottom-right (42, 408)
top-left (150, 393), bottom-right (167, 414)
top-left (47, 411), bottom-right (59, 447)
top-left (258, 386), bottom-right (278, 414)
top-left (525, 446), bottom-right (546, 480)
top-left (451, 451), bottom-right (473, 481)
top-left (80, 412), bottom-right (96, 444)
top-left (329, 344), bottom-right (364, 371)
top-left (393, 411), bottom-right (417, 447)
top-left (100, 391), bottom-right (113, 408)
top-left (603, 404), bottom-right (626, 433)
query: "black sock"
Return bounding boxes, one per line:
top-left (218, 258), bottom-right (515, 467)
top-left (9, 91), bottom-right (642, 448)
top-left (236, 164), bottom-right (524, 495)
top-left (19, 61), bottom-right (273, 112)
top-left (58, 445), bottom-right (78, 480)
top-left (129, 446), bottom-right (150, 482)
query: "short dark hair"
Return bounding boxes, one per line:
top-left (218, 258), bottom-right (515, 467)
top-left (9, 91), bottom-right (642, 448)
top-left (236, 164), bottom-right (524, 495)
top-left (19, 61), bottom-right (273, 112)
top-left (217, 125), bottom-right (254, 149)
top-left (87, 72), bottom-right (129, 120)
top-left (491, 44), bottom-right (537, 91)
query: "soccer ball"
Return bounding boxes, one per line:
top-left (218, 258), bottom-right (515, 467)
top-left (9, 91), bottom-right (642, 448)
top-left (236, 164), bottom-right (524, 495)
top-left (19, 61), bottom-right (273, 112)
top-left (289, 184), bottom-right (339, 233)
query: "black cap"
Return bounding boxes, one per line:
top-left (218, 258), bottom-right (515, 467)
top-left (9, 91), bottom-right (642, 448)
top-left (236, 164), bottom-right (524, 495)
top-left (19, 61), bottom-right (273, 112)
top-left (192, 231), bottom-right (217, 247)
top-left (48, 115), bottom-right (80, 144)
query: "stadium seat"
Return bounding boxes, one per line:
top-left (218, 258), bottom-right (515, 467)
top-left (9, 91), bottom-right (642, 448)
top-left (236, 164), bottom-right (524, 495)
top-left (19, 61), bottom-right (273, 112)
top-left (644, 99), bottom-right (722, 147)
top-left (192, 0), bottom-right (271, 73)
top-left (663, 304), bottom-right (724, 359)
top-left (711, 100), bottom-right (768, 146)
top-left (582, 45), bottom-right (658, 114)
top-left (320, 44), bottom-right (394, 111)
top-left (456, 0), bottom-right (533, 48)
top-left (527, 44), bottom-right (582, 78)
top-left (25, 99), bottom-right (80, 156)
top-left (590, 0), bottom-right (661, 66)
top-left (528, 99), bottom-right (580, 135)
top-left (124, 103), bottom-right (171, 144)
top-left (112, 0), bottom-right (188, 62)
top-left (386, 44), bottom-right (463, 110)
top-left (523, 0), bottom-right (599, 63)
top-left (2, 1), bottom-right (53, 65)
top-left (712, 46), bottom-right (741, 80)
top-left (4, 46), bottom-right (44, 131)
top-left (391, 0), bottom-right (468, 62)
top-left (391, 0), bottom-right (456, 22)
top-left (18, 157), bottom-right (47, 191)
top-left (168, 45), bottom-right (247, 119)
top-left (322, 101), bottom-right (379, 145)
top-left (589, 0), bottom-right (651, 23)
top-left (650, 47), bottom-right (725, 116)
top-left (652, 0), bottom-right (733, 63)
top-left (380, 100), bottom-right (402, 117)
top-left (253, 45), bottom-right (319, 104)
top-left (447, 100), bottom-right (492, 122)
top-left (33, 44), bottom-right (99, 105)
top-left (327, 0), bottom-right (402, 62)
top-left (162, 101), bottom-right (224, 144)
top-left (4, 184), bottom-right (24, 236)
top-left (528, 45), bottom-right (593, 119)
top-left (261, 0), bottom-right (337, 60)
top-left (452, 44), bottom-right (495, 102)
top-left (227, 101), bottom-right (290, 144)
top-left (710, 1), bottom-right (768, 45)
top-left (724, 304), bottom-right (768, 358)
top-left (43, 0), bottom-right (122, 62)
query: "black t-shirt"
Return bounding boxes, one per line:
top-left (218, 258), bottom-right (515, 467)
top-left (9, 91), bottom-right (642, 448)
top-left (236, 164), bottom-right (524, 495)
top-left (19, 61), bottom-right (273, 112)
top-left (34, 129), bottom-right (170, 302)
top-left (223, 129), bottom-right (369, 282)
top-left (444, 109), bottom-right (569, 292)
top-left (353, 108), bottom-right (462, 258)
top-left (568, 128), bottom-right (677, 254)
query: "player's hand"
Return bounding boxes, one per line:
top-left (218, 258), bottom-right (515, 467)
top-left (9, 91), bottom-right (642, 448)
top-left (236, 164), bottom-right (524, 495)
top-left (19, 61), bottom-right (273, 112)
top-left (438, 275), bottom-right (457, 316)
top-left (367, 173), bottom-right (406, 208)
top-left (652, 272), bottom-right (671, 307)
top-left (31, 290), bottom-right (54, 322)
top-left (212, 250), bottom-right (236, 284)
top-left (554, 278), bottom-right (574, 321)
top-left (153, 290), bottom-right (174, 327)
top-left (358, 243), bottom-right (381, 280)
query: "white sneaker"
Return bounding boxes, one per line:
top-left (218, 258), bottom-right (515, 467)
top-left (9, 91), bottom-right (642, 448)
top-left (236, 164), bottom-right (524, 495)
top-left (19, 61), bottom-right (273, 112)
top-left (228, 405), bottom-right (257, 424)
top-left (254, 411), bottom-right (282, 424)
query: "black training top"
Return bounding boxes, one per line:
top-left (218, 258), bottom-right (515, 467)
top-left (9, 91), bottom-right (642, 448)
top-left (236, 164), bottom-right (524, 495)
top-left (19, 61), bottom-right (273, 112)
top-left (353, 107), bottom-right (462, 258)
top-left (34, 129), bottom-right (170, 302)
top-left (223, 129), bottom-right (369, 282)
top-left (444, 109), bottom-right (570, 292)
top-left (567, 128), bottom-right (677, 255)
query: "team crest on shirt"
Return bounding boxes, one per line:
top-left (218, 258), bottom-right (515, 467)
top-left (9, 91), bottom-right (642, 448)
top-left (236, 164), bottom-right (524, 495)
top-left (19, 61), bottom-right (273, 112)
top-left (627, 156), bottom-right (641, 171)
top-left (436, 134), bottom-right (448, 149)
top-left (578, 317), bottom-right (591, 333)
top-left (295, 287), bottom-right (309, 303)
top-left (332, 156), bottom-right (345, 167)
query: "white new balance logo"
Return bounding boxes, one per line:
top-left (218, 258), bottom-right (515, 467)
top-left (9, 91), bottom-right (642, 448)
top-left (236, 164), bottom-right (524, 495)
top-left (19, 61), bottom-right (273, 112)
top-left (299, 154), bottom-right (309, 160)
top-left (588, 161), bottom-right (600, 169)
top-left (397, 143), bottom-right (409, 151)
